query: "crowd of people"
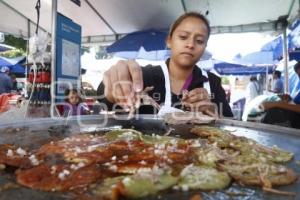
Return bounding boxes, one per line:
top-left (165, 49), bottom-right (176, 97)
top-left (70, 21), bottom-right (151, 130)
top-left (261, 62), bottom-right (300, 129)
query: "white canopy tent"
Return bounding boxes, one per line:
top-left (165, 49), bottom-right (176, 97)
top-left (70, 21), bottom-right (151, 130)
top-left (0, 0), bottom-right (299, 44)
top-left (0, 0), bottom-right (299, 95)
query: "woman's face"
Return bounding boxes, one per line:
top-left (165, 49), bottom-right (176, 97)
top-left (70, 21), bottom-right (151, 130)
top-left (68, 92), bottom-right (79, 105)
top-left (167, 17), bottom-right (208, 69)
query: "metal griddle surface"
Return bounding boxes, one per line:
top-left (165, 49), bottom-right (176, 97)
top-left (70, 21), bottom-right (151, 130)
top-left (0, 115), bottom-right (299, 200)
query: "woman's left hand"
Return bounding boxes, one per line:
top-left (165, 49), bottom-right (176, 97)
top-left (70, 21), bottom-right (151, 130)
top-left (181, 88), bottom-right (217, 117)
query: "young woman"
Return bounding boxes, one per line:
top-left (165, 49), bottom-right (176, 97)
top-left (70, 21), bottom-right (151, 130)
top-left (97, 12), bottom-right (233, 117)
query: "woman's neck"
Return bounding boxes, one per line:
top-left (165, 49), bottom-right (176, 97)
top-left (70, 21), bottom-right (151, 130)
top-left (168, 59), bottom-right (194, 95)
top-left (168, 59), bottom-right (194, 81)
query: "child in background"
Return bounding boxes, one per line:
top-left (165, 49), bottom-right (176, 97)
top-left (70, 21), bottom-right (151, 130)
top-left (63, 89), bottom-right (90, 116)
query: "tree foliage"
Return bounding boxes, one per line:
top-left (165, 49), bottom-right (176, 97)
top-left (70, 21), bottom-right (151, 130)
top-left (0, 49), bottom-right (25, 58)
top-left (4, 35), bottom-right (26, 52)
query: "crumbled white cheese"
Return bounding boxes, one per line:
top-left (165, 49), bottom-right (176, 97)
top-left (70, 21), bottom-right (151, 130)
top-left (63, 169), bottom-right (70, 175)
top-left (278, 166), bottom-right (287, 173)
top-left (181, 184), bottom-right (189, 191)
top-left (87, 146), bottom-right (96, 152)
top-left (109, 165), bottom-right (118, 172)
top-left (154, 149), bottom-right (164, 155)
top-left (172, 185), bottom-right (180, 190)
top-left (103, 162), bottom-right (111, 166)
top-left (78, 162), bottom-right (85, 168)
top-left (117, 131), bottom-right (138, 141)
top-left (170, 139), bottom-right (178, 146)
top-left (74, 146), bottom-right (83, 153)
top-left (212, 142), bottom-right (218, 147)
top-left (6, 149), bottom-right (14, 157)
top-left (70, 162), bottom-right (85, 170)
top-left (58, 169), bottom-right (70, 180)
top-left (155, 135), bottom-right (162, 139)
top-left (111, 156), bottom-right (117, 161)
top-left (122, 177), bottom-right (131, 185)
top-left (29, 155), bottom-right (39, 166)
top-left (51, 166), bottom-right (57, 175)
top-left (139, 160), bottom-right (147, 165)
top-left (166, 146), bottom-right (177, 152)
top-left (122, 155), bottom-right (128, 160)
top-left (191, 140), bottom-right (201, 148)
top-left (16, 147), bottom-right (27, 157)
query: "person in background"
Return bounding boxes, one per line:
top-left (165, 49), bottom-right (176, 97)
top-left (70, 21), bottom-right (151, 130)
top-left (270, 70), bottom-right (284, 94)
top-left (63, 89), bottom-right (90, 116)
top-left (0, 66), bottom-right (12, 94)
top-left (293, 62), bottom-right (300, 104)
top-left (97, 12), bottom-right (232, 117)
top-left (10, 74), bottom-right (18, 92)
top-left (261, 62), bottom-right (300, 129)
top-left (245, 76), bottom-right (260, 105)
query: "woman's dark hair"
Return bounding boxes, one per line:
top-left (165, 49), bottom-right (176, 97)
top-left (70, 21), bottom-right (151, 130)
top-left (294, 61), bottom-right (300, 72)
top-left (64, 89), bottom-right (83, 104)
top-left (274, 70), bottom-right (281, 78)
top-left (169, 12), bottom-right (210, 39)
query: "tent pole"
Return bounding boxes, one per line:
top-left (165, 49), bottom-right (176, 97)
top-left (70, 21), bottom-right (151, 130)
top-left (181, 0), bottom-right (187, 13)
top-left (282, 29), bottom-right (289, 94)
top-left (50, 0), bottom-right (57, 117)
top-left (25, 19), bottom-right (31, 99)
top-left (266, 65), bottom-right (268, 92)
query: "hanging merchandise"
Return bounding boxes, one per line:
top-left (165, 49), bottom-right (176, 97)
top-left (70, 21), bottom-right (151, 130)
top-left (25, 0), bottom-right (52, 116)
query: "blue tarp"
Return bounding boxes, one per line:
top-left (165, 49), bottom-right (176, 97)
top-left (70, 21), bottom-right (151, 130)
top-left (214, 62), bottom-right (275, 75)
top-left (261, 20), bottom-right (300, 61)
top-left (106, 29), bottom-right (168, 53)
top-left (289, 50), bottom-right (300, 61)
top-left (0, 56), bottom-right (25, 74)
top-left (234, 51), bottom-right (276, 65)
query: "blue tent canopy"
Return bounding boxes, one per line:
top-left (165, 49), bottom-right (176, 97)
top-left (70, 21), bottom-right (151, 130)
top-left (106, 29), bottom-right (168, 53)
top-left (289, 50), bottom-right (300, 61)
top-left (214, 62), bottom-right (275, 75)
top-left (0, 56), bottom-right (25, 74)
top-left (260, 20), bottom-right (300, 61)
top-left (0, 56), bottom-right (11, 67)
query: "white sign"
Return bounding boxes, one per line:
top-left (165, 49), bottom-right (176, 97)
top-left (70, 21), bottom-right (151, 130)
top-left (61, 39), bottom-right (80, 77)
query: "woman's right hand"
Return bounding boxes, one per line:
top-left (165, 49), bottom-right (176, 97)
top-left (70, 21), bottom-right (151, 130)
top-left (102, 60), bottom-right (143, 109)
